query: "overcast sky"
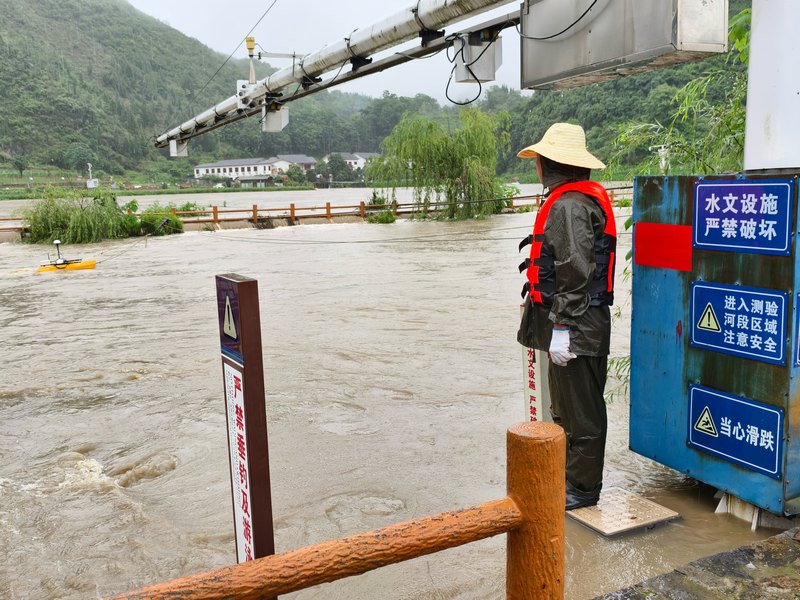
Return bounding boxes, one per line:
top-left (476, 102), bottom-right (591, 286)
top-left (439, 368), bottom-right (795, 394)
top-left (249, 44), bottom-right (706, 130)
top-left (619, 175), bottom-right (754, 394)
top-left (126, 0), bottom-right (526, 105)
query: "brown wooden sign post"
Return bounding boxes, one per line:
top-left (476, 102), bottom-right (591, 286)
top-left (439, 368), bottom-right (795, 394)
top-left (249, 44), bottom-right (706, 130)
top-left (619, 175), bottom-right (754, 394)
top-left (215, 274), bottom-right (275, 566)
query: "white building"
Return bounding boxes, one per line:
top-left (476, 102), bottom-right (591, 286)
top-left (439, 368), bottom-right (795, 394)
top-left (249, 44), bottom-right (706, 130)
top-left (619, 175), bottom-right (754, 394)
top-left (270, 154), bottom-right (318, 173)
top-left (323, 152), bottom-right (380, 171)
top-left (194, 155), bottom-right (318, 179)
top-left (194, 158), bottom-right (273, 180)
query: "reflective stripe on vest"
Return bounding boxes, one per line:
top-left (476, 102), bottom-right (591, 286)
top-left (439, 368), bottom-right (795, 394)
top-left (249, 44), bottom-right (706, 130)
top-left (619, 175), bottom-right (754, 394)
top-left (525, 181), bottom-right (616, 305)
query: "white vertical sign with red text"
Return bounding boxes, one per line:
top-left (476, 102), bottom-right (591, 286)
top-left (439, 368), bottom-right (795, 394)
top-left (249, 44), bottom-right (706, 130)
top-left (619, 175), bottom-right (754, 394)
top-left (224, 361), bottom-right (254, 563)
top-left (523, 346), bottom-right (543, 422)
top-left (520, 305), bottom-right (551, 423)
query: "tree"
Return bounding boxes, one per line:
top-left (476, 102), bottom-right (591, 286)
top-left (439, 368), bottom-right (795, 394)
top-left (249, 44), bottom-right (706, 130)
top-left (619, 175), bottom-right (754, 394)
top-left (12, 155), bottom-right (28, 176)
top-left (478, 85), bottom-right (525, 114)
top-left (609, 8), bottom-right (751, 175)
top-left (61, 142), bottom-right (96, 173)
top-left (285, 164), bottom-right (305, 184)
top-left (365, 108), bottom-right (512, 219)
top-left (358, 91), bottom-right (418, 151)
top-left (325, 153), bottom-right (353, 182)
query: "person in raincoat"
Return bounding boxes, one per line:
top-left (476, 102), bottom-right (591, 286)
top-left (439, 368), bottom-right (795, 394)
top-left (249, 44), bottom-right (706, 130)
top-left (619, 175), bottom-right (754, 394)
top-left (516, 122), bottom-right (616, 510)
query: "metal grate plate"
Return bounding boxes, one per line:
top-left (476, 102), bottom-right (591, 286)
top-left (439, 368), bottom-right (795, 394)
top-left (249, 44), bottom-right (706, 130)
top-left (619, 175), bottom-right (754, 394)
top-left (566, 487), bottom-right (680, 537)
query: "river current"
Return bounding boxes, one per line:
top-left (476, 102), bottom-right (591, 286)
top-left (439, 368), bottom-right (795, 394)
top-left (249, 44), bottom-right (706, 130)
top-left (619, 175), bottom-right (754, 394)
top-left (0, 189), bottom-right (774, 599)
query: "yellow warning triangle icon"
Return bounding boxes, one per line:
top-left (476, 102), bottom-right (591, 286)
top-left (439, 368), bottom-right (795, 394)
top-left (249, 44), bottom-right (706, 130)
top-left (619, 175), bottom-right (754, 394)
top-left (694, 406), bottom-right (718, 437)
top-left (697, 303), bottom-right (721, 332)
top-left (223, 295), bottom-right (238, 340)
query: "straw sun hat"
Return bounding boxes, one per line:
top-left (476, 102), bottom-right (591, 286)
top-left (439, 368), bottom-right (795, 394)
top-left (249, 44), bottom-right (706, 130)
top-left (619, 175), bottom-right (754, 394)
top-left (517, 122), bottom-right (605, 170)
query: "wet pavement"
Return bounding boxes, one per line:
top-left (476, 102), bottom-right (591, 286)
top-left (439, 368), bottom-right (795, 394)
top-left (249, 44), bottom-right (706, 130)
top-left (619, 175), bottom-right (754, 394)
top-left (597, 528), bottom-right (800, 599)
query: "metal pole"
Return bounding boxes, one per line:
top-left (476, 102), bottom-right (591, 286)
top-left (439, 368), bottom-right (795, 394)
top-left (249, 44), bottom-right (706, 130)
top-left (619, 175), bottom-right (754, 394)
top-left (155, 0), bottom-right (517, 147)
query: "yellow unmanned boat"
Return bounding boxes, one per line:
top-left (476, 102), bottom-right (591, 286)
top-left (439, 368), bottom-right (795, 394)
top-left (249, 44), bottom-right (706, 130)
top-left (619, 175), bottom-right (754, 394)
top-left (36, 240), bottom-right (96, 273)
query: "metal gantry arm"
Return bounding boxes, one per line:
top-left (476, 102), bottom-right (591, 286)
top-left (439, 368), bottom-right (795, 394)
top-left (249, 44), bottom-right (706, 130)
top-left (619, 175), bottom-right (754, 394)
top-left (155, 0), bottom-right (518, 150)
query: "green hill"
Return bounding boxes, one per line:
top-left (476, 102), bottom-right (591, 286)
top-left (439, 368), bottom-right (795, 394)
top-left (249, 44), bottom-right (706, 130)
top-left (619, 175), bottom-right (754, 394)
top-left (0, 0), bottom-right (252, 172)
top-left (0, 0), bottom-right (750, 183)
top-left (0, 0), bottom-right (389, 179)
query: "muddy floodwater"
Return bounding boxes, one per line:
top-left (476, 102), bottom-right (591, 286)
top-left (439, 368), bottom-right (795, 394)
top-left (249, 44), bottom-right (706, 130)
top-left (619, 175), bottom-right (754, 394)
top-left (0, 192), bottom-right (776, 599)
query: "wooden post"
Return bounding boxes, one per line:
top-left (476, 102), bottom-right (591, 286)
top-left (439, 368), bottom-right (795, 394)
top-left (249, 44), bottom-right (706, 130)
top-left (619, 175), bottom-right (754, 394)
top-left (391, 200), bottom-right (398, 216)
top-left (213, 206), bottom-right (219, 225)
top-left (359, 201), bottom-right (366, 218)
top-left (506, 422), bottom-right (565, 599)
top-left (290, 203), bottom-right (296, 223)
top-left (326, 202), bottom-right (331, 219)
top-left (509, 197), bottom-right (515, 210)
top-left (252, 204), bottom-right (258, 223)
top-left (609, 190), bottom-right (616, 205)
top-left (215, 275), bottom-right (275, 570)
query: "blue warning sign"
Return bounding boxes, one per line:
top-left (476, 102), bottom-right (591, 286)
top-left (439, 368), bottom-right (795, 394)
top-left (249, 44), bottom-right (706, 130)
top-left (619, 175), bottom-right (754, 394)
top-left (693, 179), bottom-right (793, 256)
top-left (796, 293), bottom-right (800, 367)
top-left (690, 282), bottom-right (787, 365)
top-left (688, 384), bottom-right (783, 479)
top-left (216, 277), bottom-right (244, 364)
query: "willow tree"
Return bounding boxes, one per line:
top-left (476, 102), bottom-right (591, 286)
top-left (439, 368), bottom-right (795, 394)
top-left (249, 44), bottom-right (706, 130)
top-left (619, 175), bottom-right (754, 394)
top-left (365, 108), bottom-right (512, 219)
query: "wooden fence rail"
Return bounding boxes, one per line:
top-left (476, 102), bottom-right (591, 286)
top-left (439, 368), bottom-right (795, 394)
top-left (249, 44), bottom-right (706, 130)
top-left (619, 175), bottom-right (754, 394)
top-left (152, 191), bottom-right (629, 225)
top-left (0, 215), bottom-right (26, 232)
top-left (145, 195), bottom-right (553, 226)
top-left (0, 190), bottom-right (632, 233)
top-left (111, 421), bottom-right (565, 600)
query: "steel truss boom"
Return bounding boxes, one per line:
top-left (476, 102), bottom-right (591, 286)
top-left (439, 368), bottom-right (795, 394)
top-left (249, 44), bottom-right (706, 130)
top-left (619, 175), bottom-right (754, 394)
top-left (155, 0), bottom-right (517, 148)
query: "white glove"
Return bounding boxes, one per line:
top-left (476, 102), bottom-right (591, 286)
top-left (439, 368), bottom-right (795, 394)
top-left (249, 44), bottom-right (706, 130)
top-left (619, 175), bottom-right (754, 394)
top-left (549, 328), bottom-right (576, 366)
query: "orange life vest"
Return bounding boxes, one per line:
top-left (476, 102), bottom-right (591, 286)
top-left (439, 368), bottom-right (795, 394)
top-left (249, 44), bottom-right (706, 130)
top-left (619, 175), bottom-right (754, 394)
top-left (519, 181), bottom-right (616, 306)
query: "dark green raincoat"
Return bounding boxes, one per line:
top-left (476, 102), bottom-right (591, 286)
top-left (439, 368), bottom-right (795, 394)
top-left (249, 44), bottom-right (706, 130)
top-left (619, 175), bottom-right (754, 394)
top-left (517, 158), bottom-right (612, 498)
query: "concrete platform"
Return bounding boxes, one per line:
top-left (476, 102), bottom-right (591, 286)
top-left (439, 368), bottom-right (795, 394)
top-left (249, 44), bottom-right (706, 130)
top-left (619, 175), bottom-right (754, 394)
top-left (595, 528), bottom-right (800, 599)
top-left (567, 487), bottom-right (680, 537)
